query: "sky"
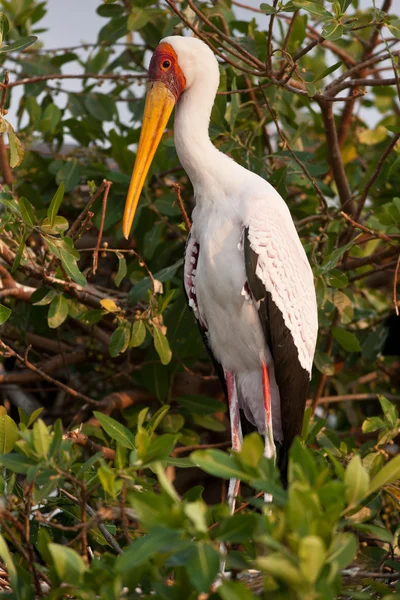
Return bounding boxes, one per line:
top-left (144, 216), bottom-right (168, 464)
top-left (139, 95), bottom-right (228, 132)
top-left (6, 0), bottom-right (385, 131)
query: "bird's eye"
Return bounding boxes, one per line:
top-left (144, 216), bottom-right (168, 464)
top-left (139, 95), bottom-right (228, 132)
top-left (162, 60), bottom-right (171, 70)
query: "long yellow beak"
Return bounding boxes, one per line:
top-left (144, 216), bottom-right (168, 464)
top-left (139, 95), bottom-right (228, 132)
top-left (122, 81), bottom-right (176, 238)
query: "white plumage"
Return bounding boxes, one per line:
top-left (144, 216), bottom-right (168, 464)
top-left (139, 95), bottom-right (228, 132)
top-left (123, 35), bottom-right (318, 502)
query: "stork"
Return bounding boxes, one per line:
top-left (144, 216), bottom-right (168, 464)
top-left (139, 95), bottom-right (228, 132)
top-left (123, 36), bottom-right (318, 507)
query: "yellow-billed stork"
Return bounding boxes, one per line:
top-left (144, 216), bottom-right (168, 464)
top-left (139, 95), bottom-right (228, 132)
top-left (123, 36), bottom-right (318, 506)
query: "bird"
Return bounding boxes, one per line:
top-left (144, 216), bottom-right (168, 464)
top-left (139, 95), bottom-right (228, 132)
top-left (122, 36), bottom-right (318, 508)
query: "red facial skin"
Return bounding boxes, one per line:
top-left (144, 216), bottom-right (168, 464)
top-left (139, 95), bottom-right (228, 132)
top-left (148, 42), bottom-right (186, 101)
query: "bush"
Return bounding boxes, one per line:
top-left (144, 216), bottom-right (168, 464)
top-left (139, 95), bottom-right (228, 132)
top-left (0, 0), bottom-right (399, 598)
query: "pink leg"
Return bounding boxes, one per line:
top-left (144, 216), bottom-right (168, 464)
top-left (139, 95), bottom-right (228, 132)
top-left (225, 369), bottom-right (242, 514)
top-left (261, 361), bottom-right (276, 503)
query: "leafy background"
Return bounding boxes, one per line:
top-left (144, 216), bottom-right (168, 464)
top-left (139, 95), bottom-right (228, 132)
top-left (0, 0), bottom-right (400, 598)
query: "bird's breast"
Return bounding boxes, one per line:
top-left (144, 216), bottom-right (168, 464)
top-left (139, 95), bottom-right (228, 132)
top-left (192, 214), bottom-right (267, 372)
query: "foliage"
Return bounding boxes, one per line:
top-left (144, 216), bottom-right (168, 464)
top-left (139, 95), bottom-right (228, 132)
top-left (0, 0), bottom-right (399, 597)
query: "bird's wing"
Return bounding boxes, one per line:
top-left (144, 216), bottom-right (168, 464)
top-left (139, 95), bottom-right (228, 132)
top-left (184, 232), bottom-right (227, 395)
top-left (244, 202), bottom-right (318, 446)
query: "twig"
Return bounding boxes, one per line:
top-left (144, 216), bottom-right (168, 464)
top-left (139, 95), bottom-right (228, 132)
top-left (342, 244), bottom-right (400, 270)
top-left (394, 253), bottom-right (400, 316)
top-left (340, 212), bottom-right (393, 243)
top-left (67, 179), bottom-right (109, 239)
top-left (261, 89), bottom-right (328, 213)
top-left (173, 184), bottom-right (191, 232)
top-left (0, 71), bottom-right (12, 187)
top-left (318, 100), bottom-right (356, 215)
top-left (185, 0), bottom-right (264, 70)
top-left (164, 0), bottom-right (264, 76)
top-left (92, 180), bottom-right (112, 275)
top-left (349, 258), bottom-right (398, 282)
top-left (66, 429), bottom-right (116, 460)
top-left (354, 134), bottom-right (400, 221)
top-left (315, 393), bottom-right (400, 404)
top-left (0, 350), bottom-right (87, 385)
top-left (0, 72), bottom-right (146, 90)
top-left (0, 341), bottom-right (99, 406)
top-left (59, 489), bottom-right (123, 555)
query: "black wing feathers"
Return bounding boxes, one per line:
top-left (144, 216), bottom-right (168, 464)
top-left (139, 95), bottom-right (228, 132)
top-left (244, 228), bottom-right (309, 449)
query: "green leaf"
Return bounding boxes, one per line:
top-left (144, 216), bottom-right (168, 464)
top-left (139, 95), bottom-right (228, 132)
top-left (18, 197), bottom-right (35, 227)
top-left (0, 415), bottom-right (18, 454)
top-left (176, 395), bottom-right (226, 415)
top-left (219, 581), bottom-right (256, 600)
top-left (93, 411), bottom-right (136, 450)
top-left (98, 463), bottom-right (116, 498)
top-left (0, 535), bottom-right (18, 593)
top-left (153, 327), bottom-right (172, 365)
top-left (59, 247), bottom-right (86, 287)
top-left (48, 294), bottom-right (69, 329)
top-left (47, 182), bottom-right (65, 227)
top-left (369, 454), bottom-right (400, 495)
top-left (56, 159), bottom-right (81, 192)
top-left (327, 532), bottom-right (357, 569)
top-left (32, 419), bottom-right (51, 458)
top-left (318, 238), bottom-right (356, 273)
top-left (333, 290), bottom-right (353, 324)
top-left (299, 536), bottom-right (326, 583)
top-left (0, 303), bottom-right (11, 324)
top-left (116, 527), bottom-right (182, 572)
top-left (0, 35), bottom-right (37, 54)
top-left (0, 13), bottom-right (9, 45)
top-left (0, 453), bottom-right (38, 474)
top-left (344, 455), bottom-right (370, 507)
top-left (386, 18), bottom-right (400, 40)
top-left (322, 21), bottom-right (344, 41)
top-left (8, 126), bottom-right (24, 168)
top-left (332, 327), bottom-right (362, 352)
top-left (314, 60), bottom-right (342, 83)
top-left (130, 320), bottom-right (146, 347)
top-left (191, 449), bottom-right (249, 481)
top-left (33, 289), bottom-right (57, 306)
top-left (40, 215), bottom-right (69, 234)
top-left (186, 543), bottom-right (220, 593)
top-left (109, 322), bottom-right (130, 357)
top-left (48, 543), bottom-right (87, 584)
top-left (258, 554), bottom-right (305, 586)
top-left (292, 0), bottom-right (332, 19)
top-left (115, 252), bottom-right (127, 287)
top-left (11, 230), bottom-right (27, 273)
top-left (128, 8), bottom-right (150, 30)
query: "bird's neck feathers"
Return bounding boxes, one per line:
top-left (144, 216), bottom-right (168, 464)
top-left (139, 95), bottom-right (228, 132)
top-left (174, 75), bottom-right (239, 198)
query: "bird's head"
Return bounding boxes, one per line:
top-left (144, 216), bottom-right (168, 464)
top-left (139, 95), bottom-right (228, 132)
top-left (122, 36), bottom-right (219, 238)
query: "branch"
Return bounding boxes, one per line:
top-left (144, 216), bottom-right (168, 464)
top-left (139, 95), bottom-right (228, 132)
top-left (318, 100), bottom-right (356, 215)
top-left (340, 211), bottom-right (393, 243)
top-left (173, 184), bottom-right (191, 233)
top-left (342, 244), bottom-right (400, 270)
top-left (92, 181), bottom-right (112, 275)
top-left (394, 253), bottom-right (400, 316)
top-left (0, 341), bottom-right (99, 406)
top-left (0, 72), bottom-right (146, 90)
top-left (354, 134), bottom-right (400, 221)
top-left (0, 350), bottom-right (87, 385)
top-left (164, 0), bottom-right (264, 76)
top-left (262, 90), bottom-right (328, 214)
top-left (315, 392), bottom-right (400, 404)
top-left (66, 429), bottom-right (116, 460)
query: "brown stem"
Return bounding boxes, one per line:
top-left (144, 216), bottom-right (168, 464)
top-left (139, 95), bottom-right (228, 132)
top-left (92, 181), bottom-right (112, 275)
top-left (319, 100), bottom-right (356, 215)
top-left (0, 341), bottom-right (99, 406)
top-left (342, 244), bottom-right (400, 270)
top-left (354, 134), bottom-right (400, 221)
top-left (173, 184), bottom-right (191, 233)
